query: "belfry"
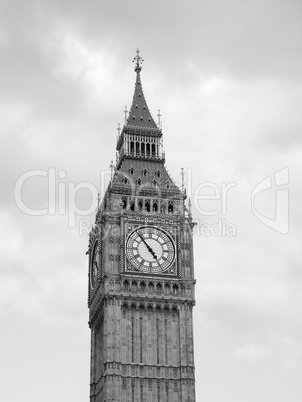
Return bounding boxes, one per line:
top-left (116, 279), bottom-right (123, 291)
top-left (88, 50), bottom-right (196, 401)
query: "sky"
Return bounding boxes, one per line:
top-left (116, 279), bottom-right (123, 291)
top-left (0, 0), bottom-right (302, 401)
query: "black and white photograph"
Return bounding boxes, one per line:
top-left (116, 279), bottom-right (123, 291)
top-left (1, 0), bottom-right (301, 401)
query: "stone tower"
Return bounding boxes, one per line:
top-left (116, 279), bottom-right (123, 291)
top-left (88, 50), bottom-right (196, 402)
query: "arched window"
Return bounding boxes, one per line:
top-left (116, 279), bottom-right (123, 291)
top-left (160, 201), bottom-right (166, 213)
top-left (141, 142), bottom-right (145, 154)
top-left (166, 181), bottom-right (170, 188)
top-left (123, 280), bottom-right (129, 291)
top-left (164, 283), bottom-right (170, 295)
top-left (152, 180), bottom-right (157, 187)
top-left (140, 282), bottom-right (146, 293)
top-left (121, 196), bottom-right (127, 209)
top-left (172, 284), bottom-right (179, 295)
top-left (143, 169), bottom-right (148, 177)
top-left (129, 167), bottom-right (134, 175)
top-left (168, 201), bottom-right (173, 213)
top-left (137, 199), bottom-right (143, 211)
top-left (137, 178), bottom-right (142, 186)
top-left (148, 282), bottom-right (154, 293)
top-left (124, 177), bottom-right (128, 184)
top-left (146, 143), bottom-right (150, 155)
top-left (136, 142), bottom-right (140, 154)
top-left (130, 141), bottom-right (134, 153)
top-left (129, 199), bottom-right (135, 211)
top-left (156, 170), bottom-right (161, 178)
top-left (145, 199), bottom-right (150, 212)
top-left (132, 281), bottom-right (138, 292)
top-left (151, 143), bottom-right (155, 155)
top-left (153, 200), bottom-right (158, 212)
top-left (156, 283), bottom-right (162, 295)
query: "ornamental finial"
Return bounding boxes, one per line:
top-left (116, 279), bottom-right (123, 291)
top-left (181, 167), bottom-right (185, 192)
top-left (157, 109), bottom-right (162, 129)
top-left (109, 160), bottom-right (115, 180)
top-left (133, 48), bottom-right (144, 73)
top-left (124, 106), bottom-right (128, 123)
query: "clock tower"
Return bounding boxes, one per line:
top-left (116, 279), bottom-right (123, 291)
top-left (88, 50), bottom-right (196, 402)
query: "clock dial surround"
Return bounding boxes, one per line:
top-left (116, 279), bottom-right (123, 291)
top-left (90, 243), bottom-right (99, 289)
top-left (126, 226), bottom-right (176, 274)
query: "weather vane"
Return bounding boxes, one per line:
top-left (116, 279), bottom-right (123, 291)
top-left (133, 48), bottom-right (144, 72)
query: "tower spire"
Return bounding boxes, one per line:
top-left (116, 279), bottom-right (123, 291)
top-left (126, 49), bottom-right (158, 129)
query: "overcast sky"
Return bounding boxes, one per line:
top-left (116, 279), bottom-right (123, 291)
top-left (1, 0), bottom-right (302, 401)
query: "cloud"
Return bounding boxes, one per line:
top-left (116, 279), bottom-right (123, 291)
top-left (234, 337), bottom-right (302, 369)
top-left (235, 342), bottom-right (270, 362)
top-left (280, 337), bottom-right (302, 370)
top-left (1, 1), bottom-right (302, 401)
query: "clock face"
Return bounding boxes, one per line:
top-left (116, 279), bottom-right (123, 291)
top-left (90, 243), bottom-right (99, 289)
top-left (126, 226), bottom-right (176, 274)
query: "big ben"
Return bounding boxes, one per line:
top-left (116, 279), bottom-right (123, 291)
top-left (87, 50), bottom-right (196, 401)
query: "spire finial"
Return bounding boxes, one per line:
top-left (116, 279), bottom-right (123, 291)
top-left (109, 160), bottom-right (114, 180)
top-left (124, 106), bottom-right (128, 123)
top-left (181, 167), bottom-right (185, 192)
top-left (133, 48), bottom-right (144, 73)
top-left (157, 109), bottom-right (162, 129)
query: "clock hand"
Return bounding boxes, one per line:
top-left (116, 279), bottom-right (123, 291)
top-left (139, 234), bottom-right (157, 259)
top-left (137, 231), bottom-right (157, 259)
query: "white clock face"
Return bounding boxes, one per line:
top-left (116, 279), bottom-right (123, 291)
top-left (126, 226), bottom-right (175, 273)
top-left (90, 244), bottom-right (99, 289)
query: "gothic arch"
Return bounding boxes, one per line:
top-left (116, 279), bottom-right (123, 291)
top-left (148, 282), bottom-right (154, 293)
top-left (164, 283), bottom-right (171, 295)
top-left (156, 283), bottom-right (162, 295)
top-left (140, 282), bottom-right (146, 293)
top-left (168, 201), bottom-right (174, 213)
top-left (172, 284), bottom-right (179, 295)
top-left (152, 199), bottom-right (158, 212)
top-left (145, 199), bottom-right (150, 212)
